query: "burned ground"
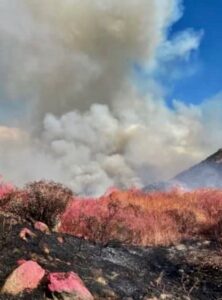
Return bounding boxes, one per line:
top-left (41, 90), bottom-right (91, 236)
top-left (0, 214), bottom-right (222, 300)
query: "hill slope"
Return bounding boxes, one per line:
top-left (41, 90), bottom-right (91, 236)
top-left (145, 149), bottom-right (222, 191)
top-left (174, 149), bottom-right (222, 189)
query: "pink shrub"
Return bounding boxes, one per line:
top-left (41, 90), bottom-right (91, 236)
top-left (0, 177), bottom-right (14, 199)
top-left (1, 176), bottom-right (222, 247)
top-left (59, 188), bottom-right (222, 246)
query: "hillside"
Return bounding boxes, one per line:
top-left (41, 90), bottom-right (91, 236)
top-left (145, 149), bottom-right (222, 191)
top-left (174, 149), bottom-right (222, 189)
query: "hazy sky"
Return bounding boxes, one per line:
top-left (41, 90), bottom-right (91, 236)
top-left (0, 0), bottom-right (222, 194)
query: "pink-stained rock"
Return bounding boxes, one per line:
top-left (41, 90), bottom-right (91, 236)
top-left (19, 228), bottom-right (36, 241)
top-left (1, 261), bottom-right (45, 295)
top-left (17, 259), bottom-right (27, 266)
top-left (48, 272), bottom-right (94, 300)
top-left (34, 221), bottom-right (50, 234)
top-left (57, 236), bottom-right (64, 244)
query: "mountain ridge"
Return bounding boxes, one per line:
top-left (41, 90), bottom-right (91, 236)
top-left (144, 148), bottom-right (222, 191)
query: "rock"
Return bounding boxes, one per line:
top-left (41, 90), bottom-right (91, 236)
top-left (48, 272), bottom-right (94, 300)
top-left (34, 221), bottom-right (50, 234)
top-left (17, 259), bottom-right (27, 266)
top-left (19, 228), bottom-right (36, 241)
top-left (1, 261), bottom-right (45, 295)
top-left (175, 244), bottom-right (187, 251)
top-left (96, 276), bottom-right (107, 286)
top-left (160, 294), bottom-right (173, 299)
top-left (202, 240), bottom-right (211, 246)
top-left (42, 243), bottom-right (50, 254)
top-left (57, 236), bottom-right (64, 244)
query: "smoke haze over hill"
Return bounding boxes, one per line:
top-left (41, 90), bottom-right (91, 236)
top-left (0, 0), bottom-right (222, 195)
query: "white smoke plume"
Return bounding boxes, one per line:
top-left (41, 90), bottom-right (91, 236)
top-left (0, 0), bottom-right (219, 195)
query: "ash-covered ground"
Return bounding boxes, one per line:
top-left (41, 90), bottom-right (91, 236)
top-left (0, 214), bottom-right (222, 300)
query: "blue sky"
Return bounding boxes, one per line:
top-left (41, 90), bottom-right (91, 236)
top-left (170, 0), bottom-right (222, 105)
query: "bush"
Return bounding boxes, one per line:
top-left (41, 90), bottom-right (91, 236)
top-left (2, 181), bottom-right (73, 228)
top-left (58, 188), bottom-right (222, 246)
top-left (0, 180), bottom-right (14, 199)
top-left (166, 209), bottom-right (198, 235)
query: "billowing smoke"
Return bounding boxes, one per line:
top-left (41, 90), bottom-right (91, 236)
top-left (0, 0), bottom-right (219, 195)
top-left (0, 0), bottom-right (179, 119)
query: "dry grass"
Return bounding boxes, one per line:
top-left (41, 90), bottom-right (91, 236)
top-left (59, 188), bottom-right (222, 246)
top-left (1, 180), bottom-right (222, 246)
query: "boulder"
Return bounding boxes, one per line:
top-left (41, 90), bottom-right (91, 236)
top-left (1, 261), bottom-right (45, 295)
top-left (48, 272), bottom-right (94, 300)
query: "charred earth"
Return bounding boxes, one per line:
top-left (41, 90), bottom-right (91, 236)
top-left (0, 217), bottom-right (222, 300)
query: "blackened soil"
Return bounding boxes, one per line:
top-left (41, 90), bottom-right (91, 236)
top-left (0, 216), bottom-right (222, 299)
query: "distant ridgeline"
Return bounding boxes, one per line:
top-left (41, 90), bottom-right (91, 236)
top-left (144, 149), bottom-right (222, 192)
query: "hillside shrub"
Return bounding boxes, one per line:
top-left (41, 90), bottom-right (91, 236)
top-left (59, 188), bottom-right (222, 246)
top-left (0, 179), bottom-right (14, 199)
top-left (1, 181), bottom-right (73, 228)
